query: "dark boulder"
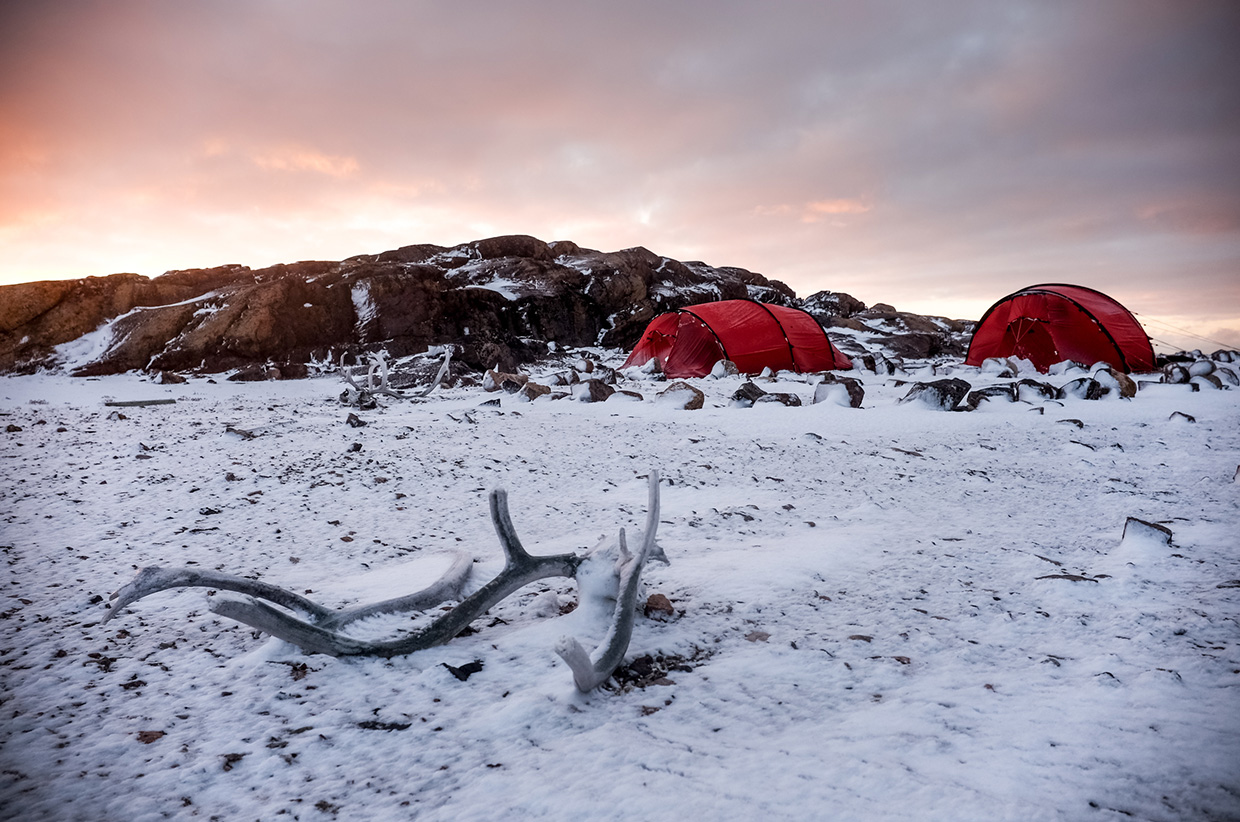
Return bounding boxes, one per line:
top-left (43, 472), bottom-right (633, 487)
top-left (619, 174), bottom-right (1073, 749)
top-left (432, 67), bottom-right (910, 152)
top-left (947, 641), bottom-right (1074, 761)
top-left (899, 378), bottom-right (972, 411)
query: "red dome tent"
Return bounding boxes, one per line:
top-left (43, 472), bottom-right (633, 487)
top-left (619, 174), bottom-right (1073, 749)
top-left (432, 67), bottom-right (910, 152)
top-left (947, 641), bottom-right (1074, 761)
top-left (965, 284), bottom-right (1155, 373)
top-left (621, 299), bottom-right (852, 377)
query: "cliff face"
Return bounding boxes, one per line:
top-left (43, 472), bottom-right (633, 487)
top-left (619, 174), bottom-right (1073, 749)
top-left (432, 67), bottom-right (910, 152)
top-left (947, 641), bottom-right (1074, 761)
top-left (0, 234), bottom-right (967, 376)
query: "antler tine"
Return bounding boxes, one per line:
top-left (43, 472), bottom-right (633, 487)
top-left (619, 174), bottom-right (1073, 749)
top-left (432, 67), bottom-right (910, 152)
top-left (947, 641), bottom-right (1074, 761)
top-left (102, 567), bottom-right (334, 624)
top-left (414, 345), bottom-right (453, 398)
top-left (339, 352), bottom-right (364, 391)
top-left (318, 551), bottom-right (472, 630)
top-left (643, 470), bottom-right (667, 565)
top-left (191, 487), bottom-right (578, 658)
top-left (102, 551), bottom-right (472, 636)
top-left (210, 596), bottom-right (372, 656)
top-left (489, 487), bottom-right (531, 562)
top-left (556, 472), bottom-right (666, 691)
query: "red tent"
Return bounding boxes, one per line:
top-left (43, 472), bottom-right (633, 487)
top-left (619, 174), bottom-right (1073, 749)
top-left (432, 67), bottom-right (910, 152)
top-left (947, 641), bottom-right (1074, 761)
top-left (621, 299), bottom-right (852, 377)
top-left (965, 284), bottom-right (1155, 373)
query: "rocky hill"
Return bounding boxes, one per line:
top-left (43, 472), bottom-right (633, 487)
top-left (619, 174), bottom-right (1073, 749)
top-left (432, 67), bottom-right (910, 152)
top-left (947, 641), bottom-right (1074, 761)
top-left (0, 235), bottom-right (971, 378)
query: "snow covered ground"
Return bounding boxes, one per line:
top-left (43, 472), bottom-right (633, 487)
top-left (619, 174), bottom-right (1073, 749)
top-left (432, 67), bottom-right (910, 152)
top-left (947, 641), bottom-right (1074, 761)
top-left (2, 362), bottom-right (1238, 821)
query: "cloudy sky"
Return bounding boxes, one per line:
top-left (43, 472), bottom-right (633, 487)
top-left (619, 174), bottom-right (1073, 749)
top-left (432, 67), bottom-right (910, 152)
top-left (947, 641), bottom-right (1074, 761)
top-left (2, 1), bottom-right (1238, 349)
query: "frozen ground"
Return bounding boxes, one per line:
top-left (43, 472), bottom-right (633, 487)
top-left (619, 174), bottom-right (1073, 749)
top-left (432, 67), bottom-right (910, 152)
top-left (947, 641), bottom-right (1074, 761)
top-left (1, 363), bottom-right (1238, 821)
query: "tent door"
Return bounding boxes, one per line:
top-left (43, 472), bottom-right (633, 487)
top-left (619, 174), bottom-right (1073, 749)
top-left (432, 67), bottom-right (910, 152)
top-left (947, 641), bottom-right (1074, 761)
top-left (1002, 317), bottom-right (1059, 365)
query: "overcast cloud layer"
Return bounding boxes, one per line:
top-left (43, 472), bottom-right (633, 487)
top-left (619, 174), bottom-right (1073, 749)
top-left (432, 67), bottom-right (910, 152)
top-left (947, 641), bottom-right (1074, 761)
top-left (2, 1), bottom-right (1238, 349)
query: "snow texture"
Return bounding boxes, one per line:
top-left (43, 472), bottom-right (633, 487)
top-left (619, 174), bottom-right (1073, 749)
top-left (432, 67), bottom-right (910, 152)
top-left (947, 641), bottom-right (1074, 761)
top-left (1, 365), bottom-right (1238, 821)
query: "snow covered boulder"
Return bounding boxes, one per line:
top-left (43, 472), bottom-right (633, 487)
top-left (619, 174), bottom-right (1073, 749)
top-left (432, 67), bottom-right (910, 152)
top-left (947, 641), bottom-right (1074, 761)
top-left (1190, 374), bottom-right (1223, 391)
top-left (812, 374), bottom-right (864, 408)
top-left (1057, 377), bottom-right (1105, 401)
top-left (1091, 366), bottom-right (1137, 399)
top-left (1095, 517), bottom-right (1174, 583)
top-left (606, 389), bottom-right (644, 403)
top-left (964, 384), bottom-right (1016, 410)
top-left (980, 357), bottom-right (1018, 378)
top-left (1211, 349), bottom-right (1238, 363)
top-left (575, 379), bottom-right (615, 403)
top-left (516, 381), bottom-right (551, 402)
top-left (731, 381), bottom-right (768, 408)
top-left (483, 369), bottom-right (528, 392)
top-left (898, 378), bottom-right (971, 411)
top-left (756, 391), bottom-right (802, 407)
top-left (656, 381), bottom-right (704, 410)
top-left (1213, 366), bottom-right (1239, 386)
top-left (710, 359), bottom-right (740, 378)
top-left (1016, 379), bottom-right (1057, 403)
top-left (1161, 363), bottom-right (1190, 385)
top-left (1048, 360), bottom-right (1087, 376)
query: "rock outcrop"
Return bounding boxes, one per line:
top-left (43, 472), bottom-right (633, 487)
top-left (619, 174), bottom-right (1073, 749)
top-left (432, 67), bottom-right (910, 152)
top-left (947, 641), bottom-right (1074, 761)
top-left (0, 236), bottom-right (808, 376)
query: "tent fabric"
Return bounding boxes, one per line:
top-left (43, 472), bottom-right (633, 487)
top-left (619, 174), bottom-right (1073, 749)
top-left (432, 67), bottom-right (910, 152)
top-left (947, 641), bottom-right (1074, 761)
top-left (621, 299), bottom-right (852, 377)
top-left (965, 284), bottom-right (1155, 373)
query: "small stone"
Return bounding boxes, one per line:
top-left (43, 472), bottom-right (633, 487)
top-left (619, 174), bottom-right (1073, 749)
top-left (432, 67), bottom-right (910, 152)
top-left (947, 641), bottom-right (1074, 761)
top-left (644, 594), bottom-right (674, 618)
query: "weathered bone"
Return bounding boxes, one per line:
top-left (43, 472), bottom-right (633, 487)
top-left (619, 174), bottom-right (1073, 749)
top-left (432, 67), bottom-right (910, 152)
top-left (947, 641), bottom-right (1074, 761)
top-left (556, 470), bottom-right (665, 691)
top-left (103, 475), bottom-right (665, 688)
top-left (338, 352), bottom-right (365, 391)
top-left (367, 351), bottom-right (407, 399)
top-left (340, 347), bottom-right (452, 402)
top-left (413, 346), bottom-right (453, 398)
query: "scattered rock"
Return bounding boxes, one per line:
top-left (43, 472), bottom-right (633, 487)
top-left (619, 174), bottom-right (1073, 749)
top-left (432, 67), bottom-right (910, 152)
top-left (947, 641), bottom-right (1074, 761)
top-left (1122, 518), bottom-right (1172, 545)
top-left (980, 357), bottom-right (1018, 378)
top-left (517, 381), bottom-right (551, 402)
top-left (730, 381), bottom-right (768, 408)
top-left (710, 359), bottom-right (740, 378)
top-left (812, 374), bottom-right (865, 408)
top-left (1058, 377), bottom-right (1105, 401)
top-left (576, 378), bottom-right (615, 403)
top-left (656, 381), bottom-right (704, 410)
top-left (1168, 411), bottom-right (1196, 423)
top-left (346, 413), bottom-right (367, 428)
top-left (644, 594), bottom-right (674, 619)
top-left (1092, 366), bottom-right (1137, 398)
top-left (964, 384), bottom-right (1017, 410)
top-left (1162, 363), bottom-right (1190, 384)
top-left (442, 660), bottom-right (484, 682)
top-left (756, 391), bottom-right (802, 406)
top-left (898, 378), bottom-right (971, 411)
top-left (1190, 374), bottom-right (1223, 391)
top-left (1016, 379), bottom-right (1058, 403)
top-left (227, 364), bottom-right (271, 382)
top-left (483, 370), bottom-right (528, 392)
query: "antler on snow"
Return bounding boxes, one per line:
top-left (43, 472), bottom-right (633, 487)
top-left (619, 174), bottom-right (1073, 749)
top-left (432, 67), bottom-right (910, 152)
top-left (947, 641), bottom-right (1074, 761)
top-left (103, 473), bottom-right (665, 689)
top-left (555, 470), bottom-right (666, 691)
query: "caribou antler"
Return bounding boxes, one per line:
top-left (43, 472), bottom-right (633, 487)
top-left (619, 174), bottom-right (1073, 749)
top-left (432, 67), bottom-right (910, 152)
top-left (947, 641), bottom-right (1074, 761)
top-left (412, 345), bottom-right (453, 398)
top-left (102, 474), bottom-right (666, 690)
top-left (556, 470), bottom-right (665, 690)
